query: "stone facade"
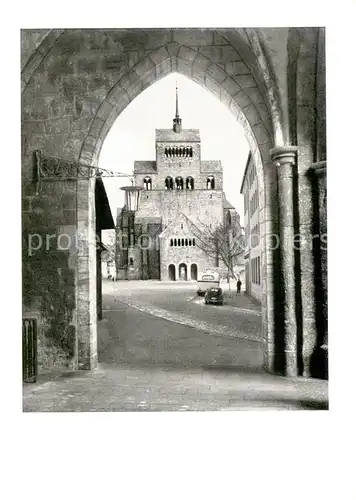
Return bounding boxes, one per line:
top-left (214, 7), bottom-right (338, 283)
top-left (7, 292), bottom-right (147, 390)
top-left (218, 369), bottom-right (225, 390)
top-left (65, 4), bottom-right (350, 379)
top-left (117, 99), bottom-right (239, 281)
top-left (240, 152), bottom-right (262, 301)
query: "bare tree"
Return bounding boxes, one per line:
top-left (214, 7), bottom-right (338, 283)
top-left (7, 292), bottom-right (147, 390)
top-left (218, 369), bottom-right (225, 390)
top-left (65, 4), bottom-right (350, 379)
top-left (190, 220), bottom-right (245, 296)
top-left (101, 229), bottom-right (117, 278)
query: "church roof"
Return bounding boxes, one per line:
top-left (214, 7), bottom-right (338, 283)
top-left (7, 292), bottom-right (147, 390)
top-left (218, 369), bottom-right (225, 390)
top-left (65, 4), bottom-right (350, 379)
top-left (158, 212), bottom-right (201, 239)
top-left (134, 161), bottom-right (157, 174)
top-left (223, 196), bottom-right (235, 210)
top-left (155, 129), bottom-right (200, 142)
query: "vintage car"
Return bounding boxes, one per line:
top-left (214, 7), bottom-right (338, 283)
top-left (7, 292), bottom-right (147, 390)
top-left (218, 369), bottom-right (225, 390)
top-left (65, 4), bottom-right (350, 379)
top-left (205, 287), bottom-right (224, 305)
top-left (197, 270), bottom-right (220, 296)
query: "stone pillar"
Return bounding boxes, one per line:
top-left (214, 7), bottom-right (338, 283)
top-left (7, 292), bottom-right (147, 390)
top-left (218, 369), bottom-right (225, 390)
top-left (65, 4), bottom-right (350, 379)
top-left (270, 146), bottom-right (299, 377)
top-left (310, 161), bottom-right (327, 353)
top-left (77, 177), bottom-right (98, 370)
top-left (262, 160), bottom-right (280, 373)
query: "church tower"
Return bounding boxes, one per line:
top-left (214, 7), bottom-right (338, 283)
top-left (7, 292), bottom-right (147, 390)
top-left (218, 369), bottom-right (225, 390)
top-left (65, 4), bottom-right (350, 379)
top-left (120, 82), bottom-right (238, 282)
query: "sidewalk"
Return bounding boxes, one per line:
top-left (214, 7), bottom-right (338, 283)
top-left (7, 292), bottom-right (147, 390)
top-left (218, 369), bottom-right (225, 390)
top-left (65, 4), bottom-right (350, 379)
top-left (219, 283), bottom-right (261, 312)
top-left (23, 363), bottom-right (328, 412)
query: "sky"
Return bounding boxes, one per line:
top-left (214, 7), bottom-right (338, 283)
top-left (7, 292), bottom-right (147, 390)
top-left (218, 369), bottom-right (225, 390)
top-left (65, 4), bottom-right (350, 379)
top-left (99, 73), bottom-right (250, 232)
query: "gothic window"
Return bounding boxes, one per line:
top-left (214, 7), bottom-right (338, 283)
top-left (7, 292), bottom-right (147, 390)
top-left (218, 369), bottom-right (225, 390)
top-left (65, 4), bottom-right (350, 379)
top-left (207, 176), bottom-right (215, 190)
top-left (175, 177), bottom-right (184, 190)
top-left (165, 176), bottom-right (174, 190)
top-left (143, 176), bottom-right (152, 190)
top-left (186, 176), bottom-right (194, 190)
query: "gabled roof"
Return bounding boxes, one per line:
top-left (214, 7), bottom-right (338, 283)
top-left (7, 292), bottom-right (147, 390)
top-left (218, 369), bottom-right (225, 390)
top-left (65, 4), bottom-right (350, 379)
top-left (223, 194), bottom-right (235, 210)
top-left (240, 151), bottom-right (253, 194)
top-left (158, 212), bottom-right (201, 239)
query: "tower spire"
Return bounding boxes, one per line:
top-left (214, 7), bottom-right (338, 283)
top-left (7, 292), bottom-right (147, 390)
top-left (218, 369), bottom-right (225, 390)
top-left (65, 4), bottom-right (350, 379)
top-left (173, 82), bottom-right (182, 133)
top-left (175, 83), bottom-right (179, 118)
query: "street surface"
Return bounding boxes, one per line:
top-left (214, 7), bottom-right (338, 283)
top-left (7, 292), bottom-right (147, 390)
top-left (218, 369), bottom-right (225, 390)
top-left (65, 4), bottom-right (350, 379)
top-left (23, 280), bottom-right (328, 411)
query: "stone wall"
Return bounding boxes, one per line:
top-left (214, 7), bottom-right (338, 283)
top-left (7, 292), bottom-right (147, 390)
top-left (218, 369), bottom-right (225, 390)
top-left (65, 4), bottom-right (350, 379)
top-left (22, 178), bottom-right (77, 372)
top-left (136, 189), bottom-right (224, 227)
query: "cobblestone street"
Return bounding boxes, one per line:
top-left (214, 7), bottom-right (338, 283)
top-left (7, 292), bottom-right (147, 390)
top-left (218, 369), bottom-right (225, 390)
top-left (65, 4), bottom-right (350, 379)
top-left (23, 281), bottom-right (328, 411)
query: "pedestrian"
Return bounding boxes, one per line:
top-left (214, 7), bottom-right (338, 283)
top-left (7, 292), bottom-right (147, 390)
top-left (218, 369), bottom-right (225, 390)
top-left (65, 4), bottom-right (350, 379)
top-left (236, 277), bottom-right (242, 294)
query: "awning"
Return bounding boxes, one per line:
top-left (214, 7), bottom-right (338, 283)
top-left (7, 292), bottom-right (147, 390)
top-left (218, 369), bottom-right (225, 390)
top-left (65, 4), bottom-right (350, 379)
top-left (95, 177), bottom-right (115, 230)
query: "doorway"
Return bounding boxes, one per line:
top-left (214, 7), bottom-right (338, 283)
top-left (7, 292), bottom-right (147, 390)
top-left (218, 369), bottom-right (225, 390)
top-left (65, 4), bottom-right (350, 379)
top-left (179, 263), bottom-right (187, 281)
top-left (168, 264), bottom-right (176, 281)
top-left (190, 263), bottom-right (198, 281)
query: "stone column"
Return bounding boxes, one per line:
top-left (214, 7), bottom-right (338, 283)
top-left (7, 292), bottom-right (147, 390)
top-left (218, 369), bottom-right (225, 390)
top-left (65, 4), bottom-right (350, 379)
top-left (270, 146), bottom-right (299, 377)
top-left (310, 161), bottom-right (327, 350)
top-left (77, 176), bottom-right (98, 370)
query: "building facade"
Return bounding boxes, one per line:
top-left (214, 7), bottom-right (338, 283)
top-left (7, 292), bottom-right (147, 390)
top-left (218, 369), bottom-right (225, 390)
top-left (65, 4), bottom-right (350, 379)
top-left (240, 152), bottom-right (262, 302)
top-left (116, 87), bottom-right (241, 281)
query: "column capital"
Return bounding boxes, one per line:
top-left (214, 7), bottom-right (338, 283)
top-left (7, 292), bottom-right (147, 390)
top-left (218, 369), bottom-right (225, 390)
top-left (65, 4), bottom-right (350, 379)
top-left (270, 146), bottom-right (298, 166)
top-left (310, 160), bottom-right (327, 176)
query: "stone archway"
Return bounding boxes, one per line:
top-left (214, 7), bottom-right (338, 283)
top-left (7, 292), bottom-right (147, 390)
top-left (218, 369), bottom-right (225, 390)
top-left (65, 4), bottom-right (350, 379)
top-left (22, 28), bottom-right (320, 377)
top-left (168, 264), bottom-right (176, 281)
top-left (178, 263), bottom-right (187, 281)
top-left (190, 264), bottom-right (198, 281)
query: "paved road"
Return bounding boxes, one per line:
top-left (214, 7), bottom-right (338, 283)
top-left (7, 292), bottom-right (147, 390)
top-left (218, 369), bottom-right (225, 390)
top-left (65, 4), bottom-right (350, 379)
top-left (106, 280), bottom-right (262, 342)
top-left (23, 281), bottom-right (328, 411)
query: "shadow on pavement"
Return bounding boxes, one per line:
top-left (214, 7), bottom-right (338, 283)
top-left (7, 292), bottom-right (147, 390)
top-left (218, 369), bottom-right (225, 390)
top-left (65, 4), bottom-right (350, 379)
top-left (241, 396), bottom-right (329, 410)
top-left (202, 364), bottom-right (266, 375)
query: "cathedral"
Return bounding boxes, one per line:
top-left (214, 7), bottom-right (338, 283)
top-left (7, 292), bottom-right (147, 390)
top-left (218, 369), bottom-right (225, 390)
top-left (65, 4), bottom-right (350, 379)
top-left (116, 86), bottom-right (242, 281)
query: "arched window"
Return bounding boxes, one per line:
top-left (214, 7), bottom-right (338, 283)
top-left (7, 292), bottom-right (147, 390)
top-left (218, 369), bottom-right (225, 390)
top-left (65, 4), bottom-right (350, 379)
top-left (193, 238), bottom-right (196, 246)
top-left (175, 177), bottom-right (184, 190)
top-left (143, 176), bottom-right (152, 190)
top-left (170, 239), bottom-right (173, 246)
top-left (186, 176), bottom-right (194, 190)
top-left (178, 239), bottom-right (181, 247)
top-left (185, 238), bottom-right (188, 247)
top-left (174, 238), bottom-right (177, 247)
top-left (189, 239), bottom-right (192, 246)
top-left (207, 176), bottom-right (215, 190)
top-left (165, 176), bottom-right (174, 190)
